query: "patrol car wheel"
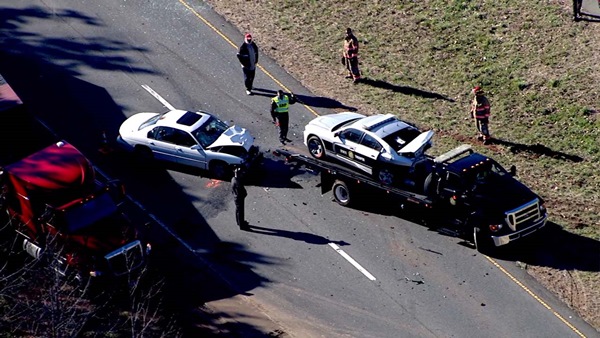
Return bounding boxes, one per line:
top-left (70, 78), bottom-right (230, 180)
top-left (307, 136), bottom-right (325, 159)
top-left (332, 180), bottom-right (352, 206)
top-left (375, 168), bottom-right (394, 186)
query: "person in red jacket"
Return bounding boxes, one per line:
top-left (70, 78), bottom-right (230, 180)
top-left (470, 86), bottom-right (491, 143)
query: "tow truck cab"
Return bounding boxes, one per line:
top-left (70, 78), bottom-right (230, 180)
top-left (428, 145), bottom-right (548, 247)
top-left (0, 141), bottom-right (146, 278)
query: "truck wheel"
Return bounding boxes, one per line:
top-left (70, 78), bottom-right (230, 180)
top-left (423, 173), bottom-right (434, 196)
top-left (332, 180), bottom-right (352, 206)
top-left (473, 227), bottom-right (493, 254)
top-left (209, 161), bottom-right (231, 180)
top-left (134, 145), bottom-right (153, 160)
top-left (307, 136), bottom-right (325, 159)
top-left (375, 168), bottom-right (394, 186)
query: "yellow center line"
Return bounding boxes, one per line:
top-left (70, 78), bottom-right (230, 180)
top-left (484, 256), bottom-right (586, 338)
top-left (178, 0), bottom-right (320, 117)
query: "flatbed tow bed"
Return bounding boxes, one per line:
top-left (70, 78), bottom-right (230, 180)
top-left (273, 148), bottom-right (434, 208)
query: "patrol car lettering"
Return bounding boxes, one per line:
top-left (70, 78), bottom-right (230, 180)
top-left (354, 154), bottom-right (365, 162)
top-left (339, 149), bottom-right (348, 156)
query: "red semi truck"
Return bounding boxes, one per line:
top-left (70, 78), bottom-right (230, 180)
top-left (0, 140), bottom-right (147, 280)
top-left (0, 73), bottom-right (147, 280)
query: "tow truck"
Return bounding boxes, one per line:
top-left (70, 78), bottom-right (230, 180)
top-left (274, 145), bottom-right (548, 252)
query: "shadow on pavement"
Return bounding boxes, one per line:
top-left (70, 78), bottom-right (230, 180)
top-left (244, 225), bottom-right (349, 246)
top-left (490, 222), bottom-right (600, 272)
top-left (252, 87), bottom-right (358, 111)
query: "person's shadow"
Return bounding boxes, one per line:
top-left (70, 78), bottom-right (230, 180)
top-left (487, 138), bottom-right (584, 163)
top-left (251, 87), bottom-right (358, 111)
top-left (358, 77), bottom-right (455, 102)
top-left (244, 224), bottom-right (349, 246)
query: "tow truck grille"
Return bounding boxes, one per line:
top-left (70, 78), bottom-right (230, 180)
top-left (505, 199), bottom-right (541, 232)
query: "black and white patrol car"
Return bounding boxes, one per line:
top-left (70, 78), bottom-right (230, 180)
top-left (303, 112), bottom-right (434, 185)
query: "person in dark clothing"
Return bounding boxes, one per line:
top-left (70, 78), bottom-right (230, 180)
top-left (270, 90), bottom-right (297, 145)
top-left (237, 33), bottom-right (259, 95)
top-left (231, 167), bottom-right (249, 230)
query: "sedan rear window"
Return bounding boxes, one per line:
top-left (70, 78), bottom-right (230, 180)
top-left (177, 111), bottom-right (203, 126)
top-left (382, 127), bottom-right (420, 152)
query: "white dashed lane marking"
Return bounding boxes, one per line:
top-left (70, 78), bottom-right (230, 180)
top-left (328, 243), bottom-right (376, 281)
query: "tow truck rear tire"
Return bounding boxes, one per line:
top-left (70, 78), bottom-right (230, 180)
top-left (332, 180), bottom-right (352, 206)
top-left (307, 136), bottom-right (326, 159)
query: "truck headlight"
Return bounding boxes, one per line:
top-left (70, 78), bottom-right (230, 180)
top-left (489, 224), bottom-right (503, 232)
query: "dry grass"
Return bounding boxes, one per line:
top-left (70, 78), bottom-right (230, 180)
top-left (204, 0), bottom-right (599, 330)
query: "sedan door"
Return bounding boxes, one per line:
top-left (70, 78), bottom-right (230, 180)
top-left (146, 126), bottom-right (179, 162)
top-left (170, 129), bottom-right (208, 169)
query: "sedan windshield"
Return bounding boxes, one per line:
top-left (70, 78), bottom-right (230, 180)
top-left (192, 115), bottom-right (229, 148)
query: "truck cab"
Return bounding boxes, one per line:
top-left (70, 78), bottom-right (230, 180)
top-left (0, 141), bottom-right (146, 279)
top-left (428, 145), bottom-right (548, 249)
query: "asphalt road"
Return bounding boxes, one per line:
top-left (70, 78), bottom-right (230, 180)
top-left (1, 1), bottom-right (597, 337)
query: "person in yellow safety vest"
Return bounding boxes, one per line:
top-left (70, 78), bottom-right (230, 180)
top-left (270, 90), bottom-right (297, 145)
top-left (470, 86), bottom-right (491, 144)
top-left (343, 28), bottom-right (361, 83)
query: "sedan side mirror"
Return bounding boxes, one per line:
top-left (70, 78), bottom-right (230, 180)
top-left (190, 144), bottom-right (201, 150)
top-left (509, 165), bottom-right (517, 176)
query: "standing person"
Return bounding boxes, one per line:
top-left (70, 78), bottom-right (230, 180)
top-left (237, 33), bottom-right (259, 95)
top-left (470, 86), bottom-right (491, 144)
top-left (231, 167), bottom-right (249, 230)
top-left (342, 28), bottom-right (361, 83)
top-left (270, 90), bottom-right (297, 145)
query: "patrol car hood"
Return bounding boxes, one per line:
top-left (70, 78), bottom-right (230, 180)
top-left (207, 125), bottom-right (254, 151)
top-left (398, 130), bottom-right (434, 156)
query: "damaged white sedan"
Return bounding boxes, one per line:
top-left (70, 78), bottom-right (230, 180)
top-left (118, 109), bottom-right (260, 178)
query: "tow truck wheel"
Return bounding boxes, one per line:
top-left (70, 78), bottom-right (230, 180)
top-left (332, 180), bottom-right (352, 206)
top-left (473, 227), bottom-right (493, 254)
top-left (375, 168), bottom-right (394, 186)
top-left (307, 136), bottom-right (325, 159)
